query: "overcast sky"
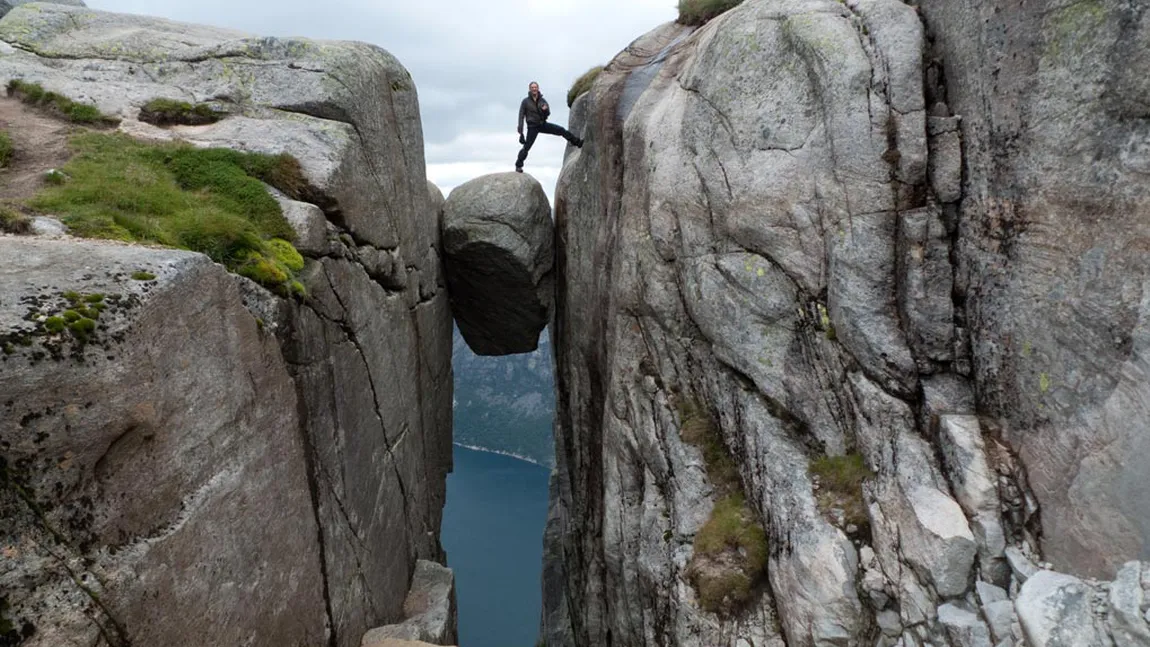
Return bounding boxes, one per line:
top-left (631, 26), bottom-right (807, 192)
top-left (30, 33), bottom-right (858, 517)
top-left (86, 0), bottom-right (677, 201)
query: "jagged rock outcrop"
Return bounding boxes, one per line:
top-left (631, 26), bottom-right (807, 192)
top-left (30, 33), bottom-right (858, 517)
top-left (442, 172), bottom-right (553, 355)
top-left (0, 5), bottom-right (453, 646)
top-left (361, 560), bottom-right (457, 645)
top-left (543, 0), bottom-right (1150, 646)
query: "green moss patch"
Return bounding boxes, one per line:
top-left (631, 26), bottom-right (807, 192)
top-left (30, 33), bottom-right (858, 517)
top-left (27, 132), bottom-right (309, 294)
top-left (809, 453), bottom-right (873, 535)
top-left (0, 204), bottom-right (32, 234)
top-left (677, 0), bottom-right (744, 25)
top-left (688, 493), bottom-right (769, 614)
top-left (130, 271), bottom-right (156, 281)
top-left (567, 65), bottom-right (604, 108)
top-left (138, 97), bottom-right (223, 127)
top-left (0, 130), bottom-right (12, 168)
top-left (678, 399), bottom-right (768, 615)
top-left (6, 80), bottom-right (120, 127)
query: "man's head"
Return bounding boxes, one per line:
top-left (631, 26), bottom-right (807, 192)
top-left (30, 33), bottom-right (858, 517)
top-left (529, 82), bottom-right (540, 98)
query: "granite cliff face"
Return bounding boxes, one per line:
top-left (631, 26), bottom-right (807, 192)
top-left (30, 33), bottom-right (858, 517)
top-left (0, 4), bottom-right (453, 646)
top-left (543, 0), bottom-right (1150, 646)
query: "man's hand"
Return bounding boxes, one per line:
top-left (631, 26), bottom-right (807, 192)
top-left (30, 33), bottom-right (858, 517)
top-left (519, 133), bottom-right (526, 145)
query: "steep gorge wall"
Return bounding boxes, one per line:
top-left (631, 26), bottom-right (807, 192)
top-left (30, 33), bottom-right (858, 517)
top-left (544, 0), bottom-right (1149, 646)
top-left (0, 4), bottom-right (452, 645)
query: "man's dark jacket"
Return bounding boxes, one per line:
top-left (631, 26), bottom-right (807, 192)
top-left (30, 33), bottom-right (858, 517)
top-left (518, 94), bottom-right (551, 133)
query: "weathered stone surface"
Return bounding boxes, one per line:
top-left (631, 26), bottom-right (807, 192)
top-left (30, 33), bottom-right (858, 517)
top-left (0, 5), bottom-right (454, 646)
top-left (0, 238), bottom-right (326, 646)
top-left (898, 206), bottom-right (955, 368)
top-left (938, 603), bottom-right (993, 647)
top-left (938, 415), bottom-right (1008, 585)
top-left (275, 192), bottom-right (329, 255)
top-left (542, 1), bottom-right (935, 645)
top-left (0, 0), bottom-right (83, 20)
top-left (918, 0), bottom-right (1150, 578)
top-left (544, 0), bottom-right (1150, 645)
top-left (1016, 571), bottom-right (1110, 646)
top-left (442, 172), bottom-right (553, 355)
top-left (927, 116), bottom-right (962, 203)
top-left (1109, 562), bottom-right (1150, 646)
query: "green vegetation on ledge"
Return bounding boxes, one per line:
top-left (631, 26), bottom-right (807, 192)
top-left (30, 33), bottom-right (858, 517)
top-left (809, 453), bottom-right (874, 536)
top-left (567, 65), bottom-right (604, 108)
top-left (0, 130), bottom-right (12, 168)
top-left (27, 132), bottom-right (310, 295)
top-left (6, 80), bottom-right (120, 127)
top-left (677, 0), bottom-right (744, 26)
top-left (678, 399), bottom-right (768, 615)
top-left (139, 97), bottom-right (223, 127)
top-left (0, 204), bottom-right (31, 235)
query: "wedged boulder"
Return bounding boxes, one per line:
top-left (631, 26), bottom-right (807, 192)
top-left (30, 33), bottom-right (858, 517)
top-left (441, 172), bottom-right (553, 355)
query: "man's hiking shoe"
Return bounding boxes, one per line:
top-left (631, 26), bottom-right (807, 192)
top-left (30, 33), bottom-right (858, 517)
top-left (515, 166), bottom-right (523, 173)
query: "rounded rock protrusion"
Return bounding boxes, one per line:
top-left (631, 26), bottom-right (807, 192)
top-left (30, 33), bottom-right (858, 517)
top-left (441, 172), bottom-right (553, 356)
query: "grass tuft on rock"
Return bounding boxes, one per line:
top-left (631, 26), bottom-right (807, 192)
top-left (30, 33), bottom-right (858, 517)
top-left (0, 204), bottom-right (32, 234)
top-left (6, 79), bottom-right (120, 127)
top-left (567, 65), bottom-right (604, 108)
top-left (678, 398), bottom-right (768, 616)
top-left (0, 130), bottom-right (12, 168)
top-left (28, 132), bottom-right (309, 294)
top-left (809, 453), bottom-right (873, 534)
top-left (677, 0), bottom-right (744, 25)
top-left (138, 97), bottom-right (222, 127)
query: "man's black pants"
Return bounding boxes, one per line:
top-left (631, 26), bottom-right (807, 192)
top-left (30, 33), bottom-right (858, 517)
top-left (516, 122), bottom-right (579, 169)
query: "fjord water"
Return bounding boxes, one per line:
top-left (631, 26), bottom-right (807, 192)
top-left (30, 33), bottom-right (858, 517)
top-left (442, 444), bottom-right (551, 647)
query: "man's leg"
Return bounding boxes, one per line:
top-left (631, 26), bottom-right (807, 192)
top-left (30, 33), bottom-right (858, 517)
top-left (538, 122), bottom-right (582, 147)
top-left (516, 127), bottom-right (540, 170)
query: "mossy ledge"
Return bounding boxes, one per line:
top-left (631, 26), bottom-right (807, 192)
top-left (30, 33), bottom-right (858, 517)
top-left (138, 97), bottom-right (224, 127)
top-left (677, 398), bottom-right (769, 616)
top-left (6, 80), bottom-right (120, 127)
top-left (26, 132), bottom-right (310, 296)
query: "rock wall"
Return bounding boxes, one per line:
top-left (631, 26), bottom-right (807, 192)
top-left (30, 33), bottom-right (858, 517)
top-left (543, 0), bottom-right (1150, 646)
top-left (0, 5), bottom-right (453, 646)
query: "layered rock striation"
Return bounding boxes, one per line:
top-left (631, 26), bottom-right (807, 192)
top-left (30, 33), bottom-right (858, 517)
top-left (543, 0), bottom-right (1150, 646)
top-left (0, 4), bottom-right (453, 646)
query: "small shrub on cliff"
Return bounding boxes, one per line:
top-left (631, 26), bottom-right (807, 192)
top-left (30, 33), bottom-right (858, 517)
top-left (677, 0), bottom-right (744, 26)
top-left (0, 130), bottom-right (12, 168)
top-left (138, 97), bottom-right (222, 127)
top-left (27, 132), bottom-right (309, 295)
top-left (567, 65), bottom-right (604, 108)
top-left (6, 79), bottom-right (120, 127)
top-left (678, 398), bottom-right (769, 615)
top-left (809, 453), bottom-right (873, 534)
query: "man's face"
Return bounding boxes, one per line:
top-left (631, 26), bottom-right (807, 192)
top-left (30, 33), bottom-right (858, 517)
top-left (529, 83), bottom-right (539, 97)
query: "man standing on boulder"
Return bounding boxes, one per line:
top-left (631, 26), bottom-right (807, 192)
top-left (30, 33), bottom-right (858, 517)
top-left (516, 81), bottom-right (582, 173)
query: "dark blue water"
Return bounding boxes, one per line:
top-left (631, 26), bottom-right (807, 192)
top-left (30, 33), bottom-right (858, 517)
top-left (442, 444), bottom-right (550, 647)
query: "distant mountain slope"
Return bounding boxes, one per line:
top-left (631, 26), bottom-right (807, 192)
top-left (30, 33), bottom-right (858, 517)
top-left (452, 326), bottom-right (555, 467)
